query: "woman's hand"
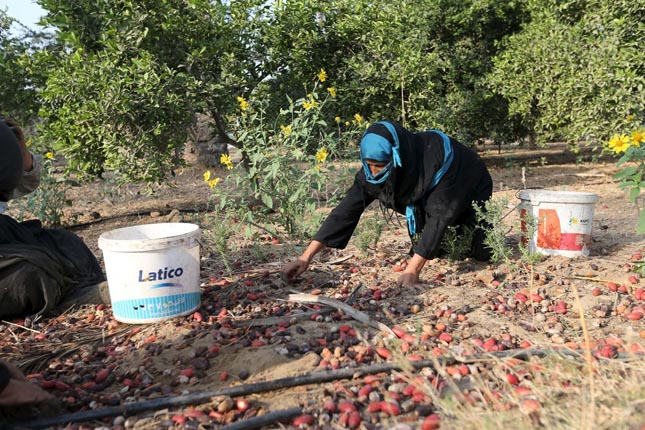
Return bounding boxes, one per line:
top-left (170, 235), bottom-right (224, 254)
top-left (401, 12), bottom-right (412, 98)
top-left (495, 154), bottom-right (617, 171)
top-left (282, 258), bottom-right (310, 283)
top-left (396, 253), bottom-right (427, 287)
top-left (397, 271), bottom-right (420, 287)
top-left (281, 240), bottom-right (326, 283)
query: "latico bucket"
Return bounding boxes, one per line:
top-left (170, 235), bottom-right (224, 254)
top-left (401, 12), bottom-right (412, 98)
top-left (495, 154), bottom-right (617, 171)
top-left (518, 190), bottom-right (598, 257)
top-left (98, 223), bottom-right (201, 323)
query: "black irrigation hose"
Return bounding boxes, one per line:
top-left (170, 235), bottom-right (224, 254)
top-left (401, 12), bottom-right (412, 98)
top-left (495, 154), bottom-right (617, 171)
top-left (16, 349), bottom-right (643, 429)
top-left (218, 407), bottom-right (302, 430)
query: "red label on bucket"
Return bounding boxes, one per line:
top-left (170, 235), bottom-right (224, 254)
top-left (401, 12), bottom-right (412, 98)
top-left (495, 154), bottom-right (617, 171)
top-left (558, 233), bottom-right (591, 251)
top-left (537, 209), bottom-right (561, 249)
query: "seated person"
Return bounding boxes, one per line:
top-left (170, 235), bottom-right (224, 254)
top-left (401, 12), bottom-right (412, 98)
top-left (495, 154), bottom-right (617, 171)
top-left (0, 117), bottom-right (108, 319)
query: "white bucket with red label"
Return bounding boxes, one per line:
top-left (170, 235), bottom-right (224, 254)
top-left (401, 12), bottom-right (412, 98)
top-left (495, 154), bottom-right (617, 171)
top-left (518, 190), bottom-right (599, 257)
top-left (98, 223), bottom-right (201, 323)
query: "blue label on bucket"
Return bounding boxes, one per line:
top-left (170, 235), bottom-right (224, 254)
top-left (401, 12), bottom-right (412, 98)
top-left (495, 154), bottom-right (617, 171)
top-left (112, 292), bottom-right (200, 321)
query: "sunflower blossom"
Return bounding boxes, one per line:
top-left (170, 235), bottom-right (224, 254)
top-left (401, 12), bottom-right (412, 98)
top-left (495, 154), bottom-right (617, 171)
top-left (220, 154), bottom-right (233, 170)
top-left (608, 134), bottom-right (630, 154)
top-left (207, 178), bottom-right (221, 189)
top-left (280, 124), bottom-right (292, 136)
top-left (237, 96), bottom-right (249, 111)
top-left (318, 69), bottom-right (327, 82)
top-left (631, 129), bottom-right (643, 147)
top-left (45, 152), bottom-right (54, 160)
top-left (316, 147), bottom-right (329, 163)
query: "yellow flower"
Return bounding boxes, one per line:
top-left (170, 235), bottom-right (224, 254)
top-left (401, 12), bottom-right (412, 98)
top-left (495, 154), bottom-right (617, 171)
top-left (237, 96), bottom-right (249, 111)
top-left (608, 134), bottom-right (630, 154)
top-left (327, 87), bottom-right (336, 98)
top-left (335, 116), bottom-right (341, 123)
top-left (316, 147), bottom-right (329, 163)
top-left (626, 115), bottom-right (634, 122)
top-left (631, 129), bottom-right (643, 147)
top-left (207, 178), bottom-right (221, 189)
top-left (45, 152), bottom-right (54, 160)
top-left (26, 140), bottom-right (32, 147)
top-left (204, 170), bottom-right (212, 181)
top-left (280, 124), bottom-right (292, 136)
top-left (220, 154), bottom-right (233, 170)
top-left (353, 113), bottom-right (364, 125)
top-left (303, 101), bottom-right (313, 110)
top-left (317, 69), bottom-right (327, 82)
top-left (345, 121), bottom-right (350, 126)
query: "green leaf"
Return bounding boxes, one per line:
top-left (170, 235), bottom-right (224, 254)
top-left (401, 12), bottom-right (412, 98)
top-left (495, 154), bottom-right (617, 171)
top-left (261, 193), bottom-right (273, 209)
top-left (614, 166), bottom-right (638, 179)
top-left (629, 187), bottom-right (641, 203)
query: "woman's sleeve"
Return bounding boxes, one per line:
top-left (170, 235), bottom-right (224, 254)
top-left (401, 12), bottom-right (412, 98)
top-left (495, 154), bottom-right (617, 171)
top-left (9, 155), bottom-right (41, 200)
top-left (313, 175), bottom-right (375, 249)
top-left (412, 213), bottom-right (450, 259)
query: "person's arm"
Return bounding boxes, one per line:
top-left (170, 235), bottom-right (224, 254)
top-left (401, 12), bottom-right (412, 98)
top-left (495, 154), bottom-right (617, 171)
top-left (312, 175), bottom-right (375, 248)
top-left (0, 359), bottom-right (55, 406)
top-left (282, 174), bottom-right (374, 282)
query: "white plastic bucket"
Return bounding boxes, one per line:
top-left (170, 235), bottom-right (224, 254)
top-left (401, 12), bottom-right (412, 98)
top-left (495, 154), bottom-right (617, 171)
top-left (518, 190), bottom-right (599, 257)
top-left (98, 223), bottom-right (201, 323)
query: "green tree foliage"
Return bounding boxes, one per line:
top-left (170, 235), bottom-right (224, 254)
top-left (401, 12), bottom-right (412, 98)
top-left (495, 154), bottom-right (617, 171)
top-left (263, 0), bottom-right (528, 144)
top-left (488, 0), bottom-right (645, 146)
top-left (0, 10), bottom-right (40, 122)
top-left (11, 0), bottom-right (641, 185)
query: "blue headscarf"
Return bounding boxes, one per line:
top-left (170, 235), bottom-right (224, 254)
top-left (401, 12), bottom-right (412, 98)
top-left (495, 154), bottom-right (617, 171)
top-left (360, 121), bottom-right (402, 184)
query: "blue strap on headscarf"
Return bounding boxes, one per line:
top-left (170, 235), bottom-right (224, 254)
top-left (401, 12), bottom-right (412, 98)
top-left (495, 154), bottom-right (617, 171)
top-left (405, 130), bottom-right (454, 236)
top-left (360, 121), bottom-right (402, 184)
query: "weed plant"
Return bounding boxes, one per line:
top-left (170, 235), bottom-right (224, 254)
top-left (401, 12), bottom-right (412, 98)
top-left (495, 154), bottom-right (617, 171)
top-left (10, 152), bottom-right (70, 227)
top-left (354, 217), bottom-right (383, 256)
top-left (206, 72), bottom-right (364, 241)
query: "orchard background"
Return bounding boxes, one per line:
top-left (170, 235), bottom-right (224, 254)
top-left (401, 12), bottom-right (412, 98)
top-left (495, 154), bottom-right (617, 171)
top-left (0, 1), bottom-right (644, 430)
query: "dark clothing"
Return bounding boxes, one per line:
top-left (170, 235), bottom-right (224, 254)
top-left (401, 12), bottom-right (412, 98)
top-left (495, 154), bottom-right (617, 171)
top-left (0, 362), bottom-right (9, 394)
top-left (0, 215), bottom-right (105, 319)
top-left (314, 122), bottom-right (492, 260)
top-left (0, 119), bottom-right (24, 202)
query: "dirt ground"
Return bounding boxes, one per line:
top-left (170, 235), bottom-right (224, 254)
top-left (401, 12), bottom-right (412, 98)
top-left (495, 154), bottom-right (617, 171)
top-left (1, 143), bottom-right (644, 430)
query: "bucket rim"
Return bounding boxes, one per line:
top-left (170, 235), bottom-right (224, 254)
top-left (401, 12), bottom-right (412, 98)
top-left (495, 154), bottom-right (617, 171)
top-left (98, 222), bottom-right (200, 252)
top-left (518, 189), bottom-right (598, 204)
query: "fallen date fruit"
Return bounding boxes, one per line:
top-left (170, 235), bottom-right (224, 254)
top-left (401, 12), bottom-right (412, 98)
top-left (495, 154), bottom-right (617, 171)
top-left (338, 401), bottom-right (358, 413)
top-left (380, 401), bottom-right (401, 416)
top-left (367, 401), bottom-right (382, 413)
top-left (438, 333), bottom-right (453, 343)
top-left (625, 312), bottom-right (643, 321)
top-left (376, 347), bottom-right (391, 359)
top-left (347, 411), bottom-right (362, 428)
top-left (421, 414), bottom-right (441, 430)
top-left (505, 373), bottom-right (520, 385)
top-left (392, 326), bottom-right (406, 338)
top-left (96, 368), bottom-right (111, 383)
top-left (323, 400), bottom-right (337, 413)
top-left (293, 414), bottom-right (314, 427)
